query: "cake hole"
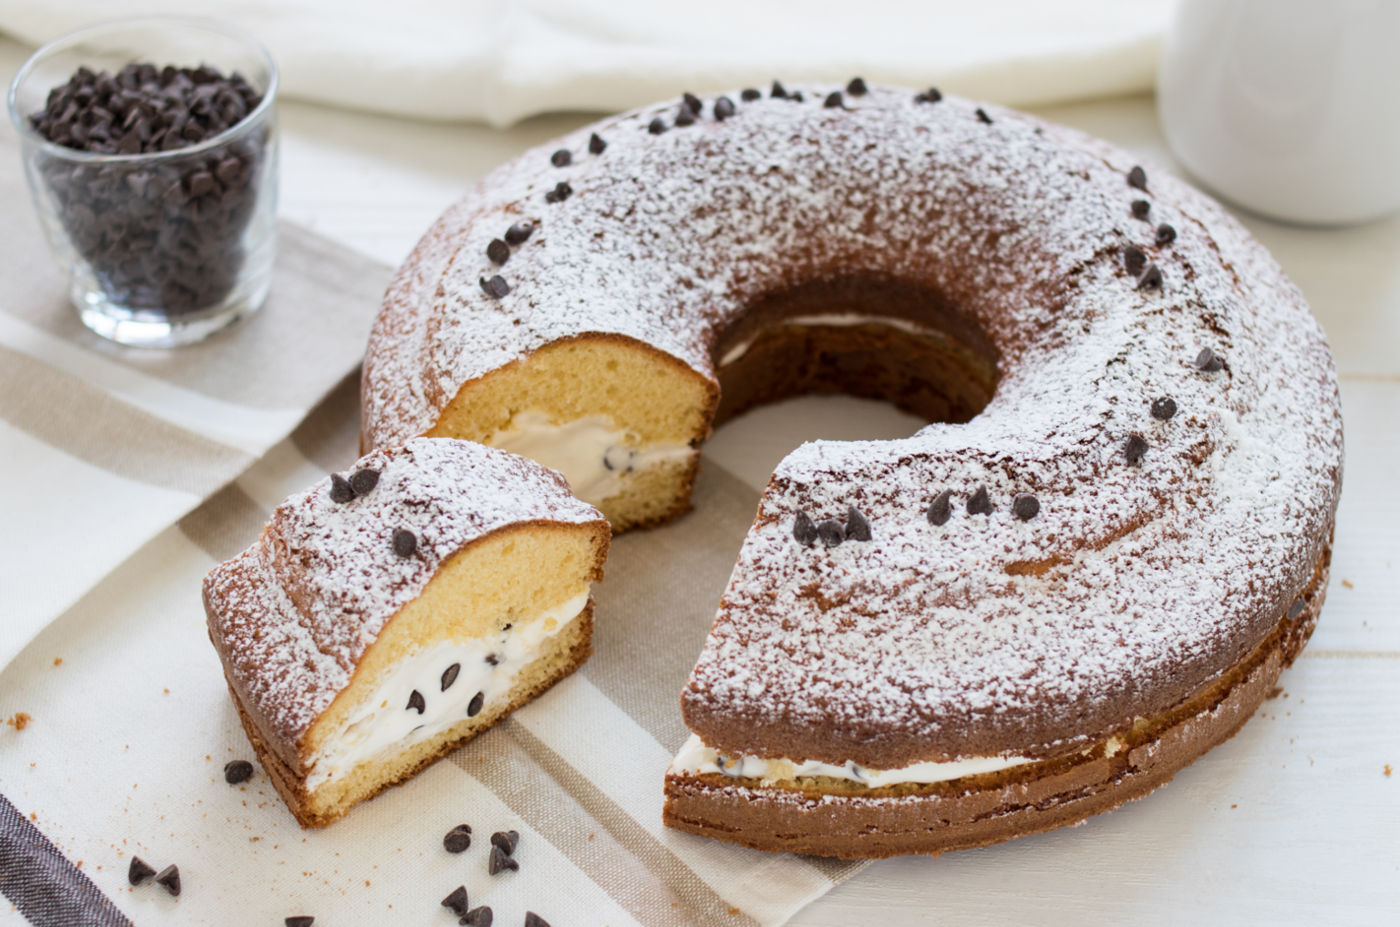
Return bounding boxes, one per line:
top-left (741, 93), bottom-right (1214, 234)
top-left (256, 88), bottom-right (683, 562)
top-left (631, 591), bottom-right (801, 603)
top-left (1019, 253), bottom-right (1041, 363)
top-left (712, 274), bottom-right (999, 429)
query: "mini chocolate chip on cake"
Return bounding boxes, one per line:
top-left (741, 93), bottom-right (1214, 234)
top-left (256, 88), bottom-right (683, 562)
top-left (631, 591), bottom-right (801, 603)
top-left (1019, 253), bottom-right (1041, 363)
top-left (27, 62), bottom-right (269, 315)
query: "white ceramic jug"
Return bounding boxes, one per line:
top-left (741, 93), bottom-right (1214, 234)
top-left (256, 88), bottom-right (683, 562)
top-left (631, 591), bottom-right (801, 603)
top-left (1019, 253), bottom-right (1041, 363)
top-left (1158, 0), bottom-right (1400, 225)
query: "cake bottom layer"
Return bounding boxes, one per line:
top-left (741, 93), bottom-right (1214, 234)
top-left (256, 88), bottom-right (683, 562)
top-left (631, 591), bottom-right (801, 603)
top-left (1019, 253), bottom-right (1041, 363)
top-left (231, 602), bottom-right (595, 828)
top-left (663, 543), bottom-right (1329, 859)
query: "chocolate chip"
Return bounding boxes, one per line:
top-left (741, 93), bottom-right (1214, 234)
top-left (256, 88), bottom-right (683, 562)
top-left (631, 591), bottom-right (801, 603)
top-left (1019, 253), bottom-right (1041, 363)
top-left (187, 171), bottom-right (216, 198)
top-left (1288, 600), bottom-right (1305, 618)
top-left (845, 506), bottom-right (872, 541)
top-left (1125, 433), bottom-right (1149, 466)
top-left (407, 689), bottom-right (426, 714)
top-left (682, 92), bottom-right (703, 115)
top-left (1131, 199), bottom-right (1151, 220)
top-left (442, 885), bottom-right (470, 917)
top-left (488, 845), bottom-right (519, 875)
top-left (975, 107), bottom-right (993, 124)
top-left (1150, 397), bottom-right (1177, 421)
top-left (441, 663), bottom-right (461, 691)
top-left (467, 691), bottom-right (485, 717)
top-left (924, 87), bottom-right (943, 103)
top-left (714, 96), bottom-right (736, 120)
top-left (128, 856), bottom-right (156, 886)
top-left (544, 181), bottom-right (572, 203)
top-left (443, 824), bottom-right (472, 854)
top-left (550, 148), bottom-right (571, 167)
top-left (770, 80), bottom-right (788, 99)
top-left (486, 238), bottom-right (510, 265)
top-left (793, 511), bottom-right (818, 546)
top-left (1012, 493), bottom-right (1040, 521)
top-left (155, 864), bottom-right (181, 896)
top-left (505, 222), bottom-right (534, 245)
top-left (485, 653), bottom-right (500, 666)
top-left (648, 117), bottom-right (667, 135)
top-left (285, 918), bottom-right (314, 927)
top-left (1136, 263), bottom-right (1163, 290)
top-left (741, 88), bottom-right (761, 101)
top-left (223, 760), bottom-right (254, 784)
top-left (927, 490), bottom-right (953, 526)
top-left (463, 905), bottom-right (495, 927)
top-left (817, 519), bottom-right (845, 547)
top-left (480, 275), bottom-right (510, 299)
top-left (846, 77), bottom-right (868, 96)
top-left (490, 830), bottom-right (519, 854)
top-left (214, 155), bottom-right (243, 182)
top-left (329, 473), bottom-right (355, 503)
top-left (967, 486), bottom-right (992, 516)
top-left (1155, 223), bottom-right (1177, 246)
top-left (349, 468), bottom-right (380, 495)
top-left (824, 91), bottom-right (844, 109)
top-left (1195, 347), bottom-right (1225, 372)
top-left (789, 91), bottom-right (805, 103)
top-left (1123, 244), bottom-right (1147, 276)
top-left (393, 528), bottom-right (418, 557)
top-left (524, 914), bottom-right (551, 927)
top-left (1128, 165), bottom-right (1148, 191)
top-left (588, 132), bottom-right (607, 155)
top-left (674, 107), bottom-right (696, 127)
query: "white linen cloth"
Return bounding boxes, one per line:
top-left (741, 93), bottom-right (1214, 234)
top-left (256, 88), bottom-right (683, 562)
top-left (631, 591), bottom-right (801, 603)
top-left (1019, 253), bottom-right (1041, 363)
top-left (0, 0), bottom-right (1172, 126)
top-left (0, 400), bottom-right (858, 925)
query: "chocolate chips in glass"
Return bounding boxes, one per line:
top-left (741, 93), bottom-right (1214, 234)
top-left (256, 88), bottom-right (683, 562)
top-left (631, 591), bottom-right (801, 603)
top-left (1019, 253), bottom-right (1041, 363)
top-left (29, 62), bottom-right (265, 316)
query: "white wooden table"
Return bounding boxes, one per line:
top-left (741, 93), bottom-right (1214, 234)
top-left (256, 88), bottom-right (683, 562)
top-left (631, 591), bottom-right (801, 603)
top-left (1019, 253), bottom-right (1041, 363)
top-left (7, 33), bottom-right (1398, 923)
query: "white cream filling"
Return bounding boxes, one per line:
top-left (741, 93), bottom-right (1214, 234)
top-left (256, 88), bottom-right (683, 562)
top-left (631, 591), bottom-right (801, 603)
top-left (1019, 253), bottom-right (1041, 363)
top-left (717, 314), bottom-right (939, 367)
top-left (305, 589), bottom-right (590, 792)
top-left (487, 412), bottom-right (693, 506)
top-left (669, 733), bottom-right (1035, 789)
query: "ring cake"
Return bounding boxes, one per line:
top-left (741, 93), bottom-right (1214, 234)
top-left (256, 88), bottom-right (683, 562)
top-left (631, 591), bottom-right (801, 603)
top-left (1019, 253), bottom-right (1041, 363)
top-left (361, 83), bottom-right (1343, 856)
top-left (203, 438), bottom-right (609, 826)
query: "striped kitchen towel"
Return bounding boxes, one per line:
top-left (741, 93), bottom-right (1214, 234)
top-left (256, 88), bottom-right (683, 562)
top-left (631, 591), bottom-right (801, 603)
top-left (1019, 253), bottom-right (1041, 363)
top-left (0, 120), bottom-right (392, 671)
top-left (0, 376), bottom-right (863, 925)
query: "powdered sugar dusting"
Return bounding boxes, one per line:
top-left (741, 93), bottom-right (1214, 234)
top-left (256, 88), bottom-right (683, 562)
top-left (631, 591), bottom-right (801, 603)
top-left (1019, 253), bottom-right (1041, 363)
top-left (361, 86), bottom-right (1342, 767)
top-left (203, 438), bottom-right (604, 753)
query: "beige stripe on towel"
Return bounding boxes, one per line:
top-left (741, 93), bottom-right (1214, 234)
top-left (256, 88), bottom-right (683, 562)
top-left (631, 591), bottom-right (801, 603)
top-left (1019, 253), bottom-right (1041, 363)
top-left (456, 721), bottom-right (762, 927)
top-left (0, 344), bottom-right (251, 493)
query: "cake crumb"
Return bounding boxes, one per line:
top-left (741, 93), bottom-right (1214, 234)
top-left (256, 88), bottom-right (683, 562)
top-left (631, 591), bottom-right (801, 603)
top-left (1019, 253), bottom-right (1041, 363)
top-left (52, 658), bottom-right (62, 667)
top-left (1230, 803), bottom-right (1237, 809)
top-left (1340, 579), bottom-right (1354, 589)
top-left (1266, 686), bottom-right (1284, 700)
top-left (6, 713), bottom-right (31, 730)
top-left (1385, 765), bottom-right (1392, 778)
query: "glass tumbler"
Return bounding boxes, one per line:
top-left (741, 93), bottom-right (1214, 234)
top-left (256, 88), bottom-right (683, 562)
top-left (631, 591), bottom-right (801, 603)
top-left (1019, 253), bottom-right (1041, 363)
top-left (6, 17), bottom-right (279, 347)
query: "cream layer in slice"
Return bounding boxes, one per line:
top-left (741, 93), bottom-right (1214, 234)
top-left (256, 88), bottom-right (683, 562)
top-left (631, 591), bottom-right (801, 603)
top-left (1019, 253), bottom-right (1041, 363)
top-left (305, 589), bottom-right (589, 791)
top-left (716, 313), bottom-right (941, 367)
top-left (669, 733), bottom-right (1037, 789)
top-left (487, 411), bottom-right (693, 507)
